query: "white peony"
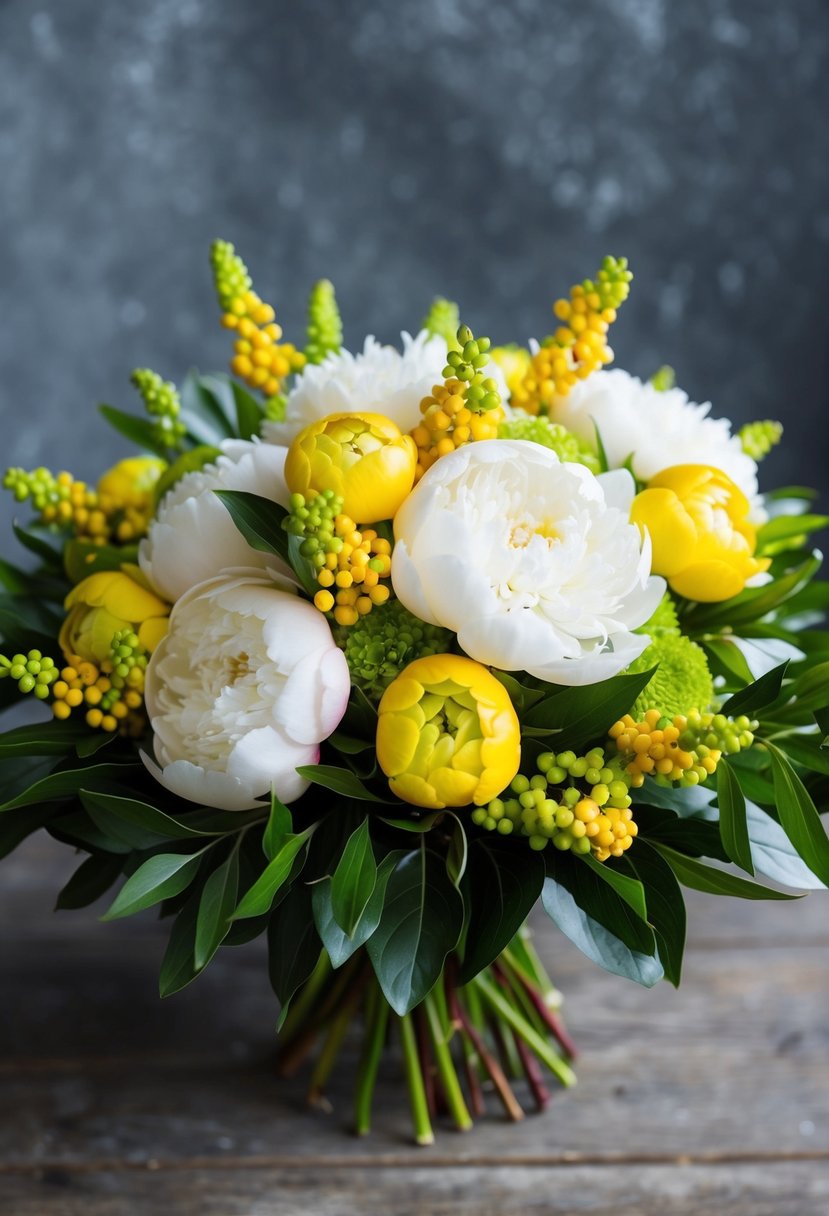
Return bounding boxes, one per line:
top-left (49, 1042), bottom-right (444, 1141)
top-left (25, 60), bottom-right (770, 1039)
top-left (392, 440), bottom-right (665, 686)
top-left (143, 572), bottom-right (351, 811)
top-left (262, 330), bottom-right (507, 445)
top-left (139, 439), bottom-right (291, 604)
top-left (552, 368), bottom-right (759, 501)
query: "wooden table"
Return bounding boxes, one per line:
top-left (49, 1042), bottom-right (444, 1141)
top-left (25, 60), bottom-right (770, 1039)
top-left (1, 833), bottom-right (827, 1215)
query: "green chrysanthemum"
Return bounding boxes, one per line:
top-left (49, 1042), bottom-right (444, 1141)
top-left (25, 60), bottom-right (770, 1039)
top-left (335, 599), bottom-right (453, 700)
top-left (628, 633), bottom-right (714, 720)
top-left (497, 415), bottom-right (600, 472)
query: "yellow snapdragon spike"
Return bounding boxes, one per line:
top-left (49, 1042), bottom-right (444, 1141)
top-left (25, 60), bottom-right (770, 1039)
top-left (631, 464), bottom-right (770, 602)
top-left (285, 412), bottom-right (417, 524)
top-left (211, 239), bottom-right (306, 403)
top-left (512, 255), bottom-right (632, 415)
top-left (376, 654), bottom-right (521, 809)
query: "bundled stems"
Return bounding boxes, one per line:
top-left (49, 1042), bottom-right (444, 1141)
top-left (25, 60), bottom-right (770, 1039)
top-left (276, 926), bottom-right (576, 1145)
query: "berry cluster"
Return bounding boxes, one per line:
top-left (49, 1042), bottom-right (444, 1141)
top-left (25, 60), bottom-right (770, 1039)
top-left (4, 468), bottom-right (108, 540)
top-left (511, 256), bottom-right (632, 413)
top-left (51, 647), bottom-right (146, 733)
top-left (131, 368), bottom-right (186, 451)
top-left (411, 324), bottom-right (503, 479)
top-left (610, 708), bottom-right (756, 787)
top-left (0, 650), bottom-right (59, 699)
top-left (304, 279), bottom-right (343, 365)
top-left (473, 746), bottom-right (637, 861)
top-left (211, 240), bottom-right (305, 404)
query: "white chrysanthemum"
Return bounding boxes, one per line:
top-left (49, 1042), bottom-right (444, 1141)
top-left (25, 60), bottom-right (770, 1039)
top-left (139, 439), bottom-right (291, 603)
top-left (263, 330), bottom-right (507, 445)
top-left (143, 572), bottom-right (350, 810)
top-left (553, 368), bottom-right (759, 501)
top-left (392, 440), bottom-right (665, 686)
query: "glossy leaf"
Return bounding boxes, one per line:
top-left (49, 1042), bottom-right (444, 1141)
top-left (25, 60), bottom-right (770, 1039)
top-left (0, 762), bottom-right (142, 813)
top-left (262, 790), bottom-right (293, 860)
top-left (624, 842), bottom-right (686, 987)
top-left (330, 818), bottom-right (378, 937)
top-left (296, 764), bottom-right (392, 803)
top-left (55, 853), bottom-right (124, 910)
top-left (580, 853), bottom-right (649, 920)
top-left (445, 814), bottom-right (468, 887)
top-left (194, 848), bottom-right (240, 970)
top-left (745, 800), bottom-right (827, 890)
top-left (102, 850), bottom-right (205, 920)
top-left (541, 873), bottom-right (663, 988)
top-left (459, 842), bottom-right (545, 983)
top-left (522, 669), bottom-right (656, 751)
top-left (0, 720), bottom-right (93, 757)
top-left (231, 381), bottom-right (264, 441)
top-left (720, 661), bottom-right (789, 717)
top-left (232, 830), bottom-right (311, 920)
top-left (159, 891), bottom-right (202, 997)
top-left (653, 844), bottom-right (800, 899)
top-left (213, 490), bottom-right (291, 565)
top-left (267, 881), bottom-right (322, 1007)
top-left (766, 741), bottom-right (829, 885)
top-left (98, 404), bottom-right (169, 458)
top-left (366, 844), bottom-right (465, 1015)
top-left (716, 760), bottom-right (753, 874)
top-left (311, 853), bottom-right (402, 968)
top-left (81, 790), bottom-right (218, 841)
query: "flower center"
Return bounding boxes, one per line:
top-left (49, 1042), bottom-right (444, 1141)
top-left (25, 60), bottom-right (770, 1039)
top-left (508, 518), bottom-right (560, 548)
top-left (226, 651), bottom-right (251, 684)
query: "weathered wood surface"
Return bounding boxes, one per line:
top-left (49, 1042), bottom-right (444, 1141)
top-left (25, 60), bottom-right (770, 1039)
top-left (1, 834), bottom-right (827, 1215)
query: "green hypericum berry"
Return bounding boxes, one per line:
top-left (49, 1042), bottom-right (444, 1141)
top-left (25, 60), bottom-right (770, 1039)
top-left (649, 365), bottom-right (676, 392)
top-left (304, 279), bottom-right (343, 365)
top-left (0, 648), bottom-right (59, 697)
top-left (131, 368), bottom-right (186, 451)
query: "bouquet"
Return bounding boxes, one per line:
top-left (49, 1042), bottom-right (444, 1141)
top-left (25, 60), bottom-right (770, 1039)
top-left (2, 244), bottom-right (827, 1145)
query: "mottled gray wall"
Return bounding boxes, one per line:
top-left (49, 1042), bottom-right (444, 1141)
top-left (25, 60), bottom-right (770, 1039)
top-left (2, 0), bottom-right (828, 546)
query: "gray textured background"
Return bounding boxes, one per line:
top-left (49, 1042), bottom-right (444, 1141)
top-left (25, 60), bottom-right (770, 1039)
top-left (2, 0), bottom-right (828, 545)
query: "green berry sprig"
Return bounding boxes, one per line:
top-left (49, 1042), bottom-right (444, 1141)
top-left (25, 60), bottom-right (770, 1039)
top-left (0, 650), bottom-right (59, 700)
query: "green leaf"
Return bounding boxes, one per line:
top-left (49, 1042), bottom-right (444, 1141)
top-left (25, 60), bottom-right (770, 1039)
top-left (98, 404), bottom-right (169, 457)
top-left (63, 538), bottom-right (139, 584)
top-left (778, 735), bottom-right (829, 777)
top-left (624, 842), bottom-right (686, 987)
top-left (194, 848), bottom-right (241, 970)
top-left (541, 872), bottom-right (663, 987)
top-left (267, 881), bottom-right (322, 1006)
top-left (0, 762), bottom-right (142, 813)
top-left (159, 891), bottom-right (202, 997)
top-left (688, 552), bottom-right (822, 632)
top-left (757, 514), bottom-right (829, 552)
top-left (311, 852), bottom-right (402, 968)
top-left (701, 638), bottom-right (756, 685)
top-left (330, 819), bottom-right (378, 937)
top-left (635, 804), bottom-right (728, 860)
top-left (366, 843), bottom-right (465, 1015)
top-left (379, 812), bottom-right (443, 833)
top-left (0, 804), bottom-right (55, 860)
top-left (580, 852), bottom-right (649, 920)
top-left (765, 741), bottom-right (829, 885)
top-left (522, 669), bottom-right (657, 751)
top-left (213, 490), bottom-right (291, 565)
top-left (296, 764), bottom-right (392, 803)
top-left (263, 790), bottom-right (293, 860)
top-left (445, 814), bottom-right (468, 887)
top-left (328, 730), bottom-right (375, 755)
top-left (652, 844), bottom-right (800, 899)
top-left (55, 853), bottom-right (124, 910)
top-left (745, 800), bottom-right (827, 890)
top-left (232, 830), bottom-right (310, 920)
top-left (716, 760), bottom-right (753, 874)
top-left (80, 790), bottom-right (219, 842)
top-left (231, 381), bottom-right (264, 441)
top-left (76, 731), bottom-right (117, 759)
top-left (179, 371), bottom-right (236, 444)
top-left (458, 842), bottom-right (545, 983)
top-left (720, 661), bottom-right (789, 717)
top-left (0, 719), bottom-right (93, 757)
top-left (102, 850), bottom-right (205, 920)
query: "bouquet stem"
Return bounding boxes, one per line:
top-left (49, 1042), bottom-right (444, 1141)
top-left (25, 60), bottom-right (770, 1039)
top-left (277, 925), bottom-right (576, 1144)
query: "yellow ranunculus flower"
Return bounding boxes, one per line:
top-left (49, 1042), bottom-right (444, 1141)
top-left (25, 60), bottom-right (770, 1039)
top-left (631, 464), bottom-right (770, 603)
top-left (376, 654), bottom-right (521, 810)
top-left (60, 566), bottom-right (170, 665)
top-left (284, 412), bottom-right (417, 524)
top-left (97, 456), bottom-right (167, 542)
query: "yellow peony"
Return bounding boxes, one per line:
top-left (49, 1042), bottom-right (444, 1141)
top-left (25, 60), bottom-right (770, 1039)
top-left (631, 464), bottom-right (769, 603)
top-left (376, 654), bottom-right (520, 810)
top-left (60, 567), bottom-right (170, 665)
top-left (284, 412), bottom-right (417, 524)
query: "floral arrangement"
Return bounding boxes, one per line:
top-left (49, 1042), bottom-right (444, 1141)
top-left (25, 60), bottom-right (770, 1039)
top-left (2, 245), bottom-right (827, 1145)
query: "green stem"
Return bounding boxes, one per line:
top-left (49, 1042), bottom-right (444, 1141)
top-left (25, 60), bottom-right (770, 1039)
top-left (399, 1012), bottom-right (435, 1146)
top-left (354, 982), bottom-right (389, 1136)
top-left (511, 928), bottom-right (563, 1008)
top-left (423, 993), bottom-right (473, 1132)
top-left (307, 998), bottom-right (354, 1110)
top-left (473, 974), bottom-right (577, 1087)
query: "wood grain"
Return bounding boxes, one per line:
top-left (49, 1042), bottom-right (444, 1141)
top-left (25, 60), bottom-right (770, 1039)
top-left (1, 833), bottom-right (826, 1215)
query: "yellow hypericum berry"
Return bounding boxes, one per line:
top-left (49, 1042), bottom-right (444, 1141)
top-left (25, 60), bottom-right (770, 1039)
top-left (314, 589), bottom-right (335, 613)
